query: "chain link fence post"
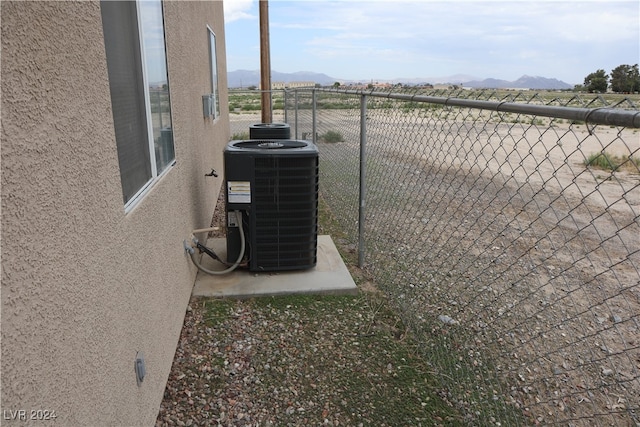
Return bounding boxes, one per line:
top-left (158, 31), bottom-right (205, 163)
top-left (283, 89), bottom-right (288, 124)
top-left (294, 90), bottom-right (299, 139)
top-left (312, 89), bottom-right (317, 144)
top-left (358, 93), bottom-right (368, 268)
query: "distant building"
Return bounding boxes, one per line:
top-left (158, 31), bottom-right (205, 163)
top-left (269, 81), bottom-right (316, 89)
top-left (288, 81), bottom-right (315, 88)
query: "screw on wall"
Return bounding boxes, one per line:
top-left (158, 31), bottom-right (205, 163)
top-left (134, 351), bottom-right (146, 386)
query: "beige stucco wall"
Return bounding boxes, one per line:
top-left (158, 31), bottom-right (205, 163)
top-left (1, 1), bottom-right (228, 425)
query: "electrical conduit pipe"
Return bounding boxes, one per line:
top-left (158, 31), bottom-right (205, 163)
top-left (185, 210), bottom-right (245, 275)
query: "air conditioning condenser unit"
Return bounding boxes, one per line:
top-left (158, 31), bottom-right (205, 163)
top-left (224, 139), bottom-right (319, 272)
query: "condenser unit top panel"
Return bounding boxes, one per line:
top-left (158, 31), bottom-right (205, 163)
top-left (226, 139), bottom-right (318, 155)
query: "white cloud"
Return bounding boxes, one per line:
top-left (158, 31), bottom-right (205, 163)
top-left (226, 0), bottom-right (639, 83)
top-left (224, 0), bottom-right (256, 23)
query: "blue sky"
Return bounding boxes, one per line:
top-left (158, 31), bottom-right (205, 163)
top-left (223, 0), bottom-right (640, 85)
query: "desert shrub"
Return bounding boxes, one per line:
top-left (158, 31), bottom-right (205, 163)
top-left (585, 152), bottom-right (620, 171)
top-left (231, 131), bottom-right (249, 141)
top-left (584, 151), bottom-right (640, 172)
top-left (321, 130), bottom-right (344, 143)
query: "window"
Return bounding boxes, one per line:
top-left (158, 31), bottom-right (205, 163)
top-left (208, 27), bottom-right (220, 119)
top-left (101, 0), bottom-right (174, 208)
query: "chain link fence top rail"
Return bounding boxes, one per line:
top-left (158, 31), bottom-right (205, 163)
top-left (284, 88), bottom-right (640, 426)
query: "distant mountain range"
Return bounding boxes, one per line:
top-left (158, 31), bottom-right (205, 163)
top-left (227, 69), bottom-right (573, 90)
top-left (463, 75), bottom-right (572, 90)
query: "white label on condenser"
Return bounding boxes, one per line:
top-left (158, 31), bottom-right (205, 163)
top-left (228, 181), bottom-right (251, 204)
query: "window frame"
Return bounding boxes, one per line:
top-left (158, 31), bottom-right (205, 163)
top-left (123, 1), bottom-right (158, 210)
top-left (207, 26), bottom-right (220, 120)
top-left (137, 0), bottom-right (160, 184)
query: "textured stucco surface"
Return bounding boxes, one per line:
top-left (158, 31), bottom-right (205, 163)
top-left (1, 1), bottom-right (228, 425)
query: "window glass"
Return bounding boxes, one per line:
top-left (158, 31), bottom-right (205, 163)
top-left (101, 0), bottom-right (152, 203)
top-left (101, 0), bottom-right (174, 207)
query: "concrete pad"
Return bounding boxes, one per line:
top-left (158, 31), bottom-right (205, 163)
top-left (192, 235), bottom-right (358, 298)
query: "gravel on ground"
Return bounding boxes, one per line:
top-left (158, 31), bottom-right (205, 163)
top-left (155, 290), bottom-right (462, 427)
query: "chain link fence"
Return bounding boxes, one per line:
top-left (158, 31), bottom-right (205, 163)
top-left (284, 87), bottom-right (640, 425)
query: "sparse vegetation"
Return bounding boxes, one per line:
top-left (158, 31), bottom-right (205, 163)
top-left (230, 131), bottom-right (249, 140)
top-left (585, 152), bottom-right (619, 170)
top-left (321, 130), bottom-right (344, 143)
top-left (156, 291), bottom-right (463, 426)
top-left (228, 90), bottom-right (285, 112)
top-left (228, 88), bottom-right (640, 119)
top-left (584, 151), bottom-right (640, 172)
top-left (156, 195), bottom-right (464, 425)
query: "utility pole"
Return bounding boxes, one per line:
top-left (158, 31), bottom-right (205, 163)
top-left (259, 0), bottom-right (272, 123)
